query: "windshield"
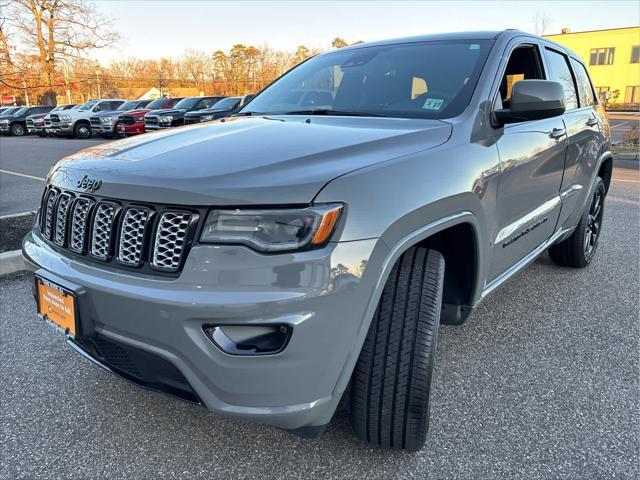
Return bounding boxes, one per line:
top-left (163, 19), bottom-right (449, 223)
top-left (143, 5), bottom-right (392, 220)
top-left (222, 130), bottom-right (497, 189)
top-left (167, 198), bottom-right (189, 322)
top-left (174, 97), bottom-right (200, 109)
top-left (211, 97), bottom-right (240, 110)
top-left (242, 40), bottom-right (492, 119)
top-left (117, 101), bottom-right (139, 111)
top-left (12, 108), bottom-right (28, 116)
top-left (145, 98), bottom-right (168, 109)
top-left (78, 101), bottom-right (98, 111)
top-left (1, 107), bottom-right (20, 116)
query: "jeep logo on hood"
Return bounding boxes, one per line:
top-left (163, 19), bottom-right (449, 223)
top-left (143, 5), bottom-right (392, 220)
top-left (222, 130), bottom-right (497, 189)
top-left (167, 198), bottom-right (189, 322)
top-left (76, 175), bottom-right (102, 192)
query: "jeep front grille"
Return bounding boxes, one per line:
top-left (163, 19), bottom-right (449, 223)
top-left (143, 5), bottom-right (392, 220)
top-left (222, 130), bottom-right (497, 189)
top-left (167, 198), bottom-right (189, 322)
top-left (40, 187), bottom-right (197, 274)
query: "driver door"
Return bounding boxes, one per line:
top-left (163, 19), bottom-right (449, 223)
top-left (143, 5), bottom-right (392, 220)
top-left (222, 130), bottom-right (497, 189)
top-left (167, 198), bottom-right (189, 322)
top-left (488, 42), bottom-right (567, 283)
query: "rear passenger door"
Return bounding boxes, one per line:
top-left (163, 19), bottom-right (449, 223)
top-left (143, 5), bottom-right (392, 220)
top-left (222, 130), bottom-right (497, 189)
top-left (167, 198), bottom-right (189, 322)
top-left (543, 48), bottom-right (601, 231)
top-left (489, 42), bottom-right (567, 282)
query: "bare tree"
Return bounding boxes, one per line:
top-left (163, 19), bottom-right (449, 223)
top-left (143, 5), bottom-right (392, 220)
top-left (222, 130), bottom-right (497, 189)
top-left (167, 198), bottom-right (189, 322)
top-left (11, 0), bottom-right (119, 103)
top-left (183, 49), bottom-right (210, 94)
top-left (533, 11), bottom-right (551, 36)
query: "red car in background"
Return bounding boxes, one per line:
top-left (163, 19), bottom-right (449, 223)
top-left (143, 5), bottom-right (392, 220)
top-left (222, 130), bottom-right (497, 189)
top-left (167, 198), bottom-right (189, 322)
top-left (116, 97), bottom-right (184, 136)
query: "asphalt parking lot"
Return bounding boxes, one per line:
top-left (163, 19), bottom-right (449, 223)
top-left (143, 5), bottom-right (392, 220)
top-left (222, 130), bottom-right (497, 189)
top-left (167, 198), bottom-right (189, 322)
top-left (0, 132), bottom-right (638, 478)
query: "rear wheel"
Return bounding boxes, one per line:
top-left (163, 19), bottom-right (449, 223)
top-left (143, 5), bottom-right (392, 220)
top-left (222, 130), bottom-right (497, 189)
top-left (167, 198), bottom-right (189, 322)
top-left (74, 123), bottom-right (91, 139)
top-left (10, 123), bottom-right (25, 136)
top-left (350, 247), bottom-right (445, 451)
top-left (549, 177), bottom-right (606, 267)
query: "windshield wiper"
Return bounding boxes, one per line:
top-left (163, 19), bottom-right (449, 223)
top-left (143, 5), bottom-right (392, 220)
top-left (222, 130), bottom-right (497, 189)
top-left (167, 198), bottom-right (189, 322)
top-left (230, 111), bottom-right (256, 117)
top-left (281, 109), bottom-right (390, 117)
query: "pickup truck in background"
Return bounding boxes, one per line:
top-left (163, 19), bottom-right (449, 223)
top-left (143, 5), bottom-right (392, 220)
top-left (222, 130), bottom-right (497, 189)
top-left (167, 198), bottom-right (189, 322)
top-left (143, 96), bottom-right (224, 130)
top-left (116, 97), bottom-right (184, 137)
top-left (28, 104), bottom-right (77, 137)
top-left (0, 105), bottom-right (54, 136)
top-left (48, 99), bottom-right (125, 138)
top-left (90, 100), bottom-right (152, 138)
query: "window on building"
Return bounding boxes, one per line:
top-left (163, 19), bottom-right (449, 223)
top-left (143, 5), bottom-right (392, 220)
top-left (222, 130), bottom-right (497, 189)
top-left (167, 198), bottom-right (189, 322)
top-left (545, 48), bottom-right (579, 109)
top-left (595, 86), bottom-right (610, 103)
top-left (624, 86), bottom-right (640, 104)
top-left (570, 58), bottom-right (596, 107)
top-left (631, 46), bottom-right (640, 64)
top-left (589, 47), bottom-right (615, 65)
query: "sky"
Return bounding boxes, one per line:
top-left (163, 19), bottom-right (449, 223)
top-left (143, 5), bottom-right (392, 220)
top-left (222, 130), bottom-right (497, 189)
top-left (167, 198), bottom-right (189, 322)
top-left (94, 0), bottom-right (640, 63)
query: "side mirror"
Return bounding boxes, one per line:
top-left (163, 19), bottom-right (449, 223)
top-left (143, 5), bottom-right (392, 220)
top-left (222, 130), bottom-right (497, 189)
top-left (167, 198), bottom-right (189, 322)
top-left (495, 80), bottom-right (565, 126)
top-left (93, 105), bottom-right (101, 112)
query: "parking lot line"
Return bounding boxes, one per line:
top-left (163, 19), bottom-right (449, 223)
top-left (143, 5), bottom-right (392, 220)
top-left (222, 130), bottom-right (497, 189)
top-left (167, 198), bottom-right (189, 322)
top-left (0, 169), bottom-right (45, 182)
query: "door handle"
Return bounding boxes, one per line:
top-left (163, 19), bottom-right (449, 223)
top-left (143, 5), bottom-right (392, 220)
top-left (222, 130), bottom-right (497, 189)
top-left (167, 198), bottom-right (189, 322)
top-left (586, 118), bottom-right (598, 127)
top-left (549, 127), bottom-right (566, 139)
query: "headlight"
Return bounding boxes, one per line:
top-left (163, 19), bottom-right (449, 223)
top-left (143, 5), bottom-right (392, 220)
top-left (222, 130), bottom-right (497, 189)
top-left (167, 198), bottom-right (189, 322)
top-left (60, 115), bottom-right (72, 122)
top-left (160, 115), bottom-right (173, 123)
top-left (200, 115), bottom-right (214, 122)
top-left (200, 204), bottom-right (343, 252)
top-left (101, 116), bottom-right (113, 124)
top-left (0, 120), bottom-right (8, 125)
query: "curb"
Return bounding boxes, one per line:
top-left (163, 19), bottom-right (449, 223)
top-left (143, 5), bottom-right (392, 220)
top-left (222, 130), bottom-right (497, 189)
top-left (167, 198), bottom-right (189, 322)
top-left (0, 250), bottom-right (26, 277)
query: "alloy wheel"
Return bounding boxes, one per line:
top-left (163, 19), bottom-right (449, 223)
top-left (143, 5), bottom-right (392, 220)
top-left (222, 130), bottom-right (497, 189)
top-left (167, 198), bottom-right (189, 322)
top-left (584, 187), bottom-right (603, 259)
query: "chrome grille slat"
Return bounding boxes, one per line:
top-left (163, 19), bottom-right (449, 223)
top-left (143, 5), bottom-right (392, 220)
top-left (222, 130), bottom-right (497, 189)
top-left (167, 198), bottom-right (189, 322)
top-left (69, 197), bottom-right (94, 253)
top-left (43, 189), bottom-right (58, 240)
top-left (151, 212), bottom-right (192, 272)
top-left (54, 193), bottom-right (73, 247)
top-left (117, 207), bottom-right (151, 266)
top-left (90, 202), bottom-right (119, 260)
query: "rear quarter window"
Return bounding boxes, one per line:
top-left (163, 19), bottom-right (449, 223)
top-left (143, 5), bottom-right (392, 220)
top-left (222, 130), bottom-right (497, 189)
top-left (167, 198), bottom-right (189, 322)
top-left (569, 58), bottom-right (597, 107)
top-left (545, 48), bottom-right (579, 110)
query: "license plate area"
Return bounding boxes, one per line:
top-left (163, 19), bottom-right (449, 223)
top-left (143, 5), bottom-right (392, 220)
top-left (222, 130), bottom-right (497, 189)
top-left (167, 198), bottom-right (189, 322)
top-left (35, 275), bottom-right (77, 337)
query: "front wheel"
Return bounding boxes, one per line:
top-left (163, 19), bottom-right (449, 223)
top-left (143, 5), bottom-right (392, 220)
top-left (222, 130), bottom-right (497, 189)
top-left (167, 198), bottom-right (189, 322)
top-left (10, 123), bottom-right (25, 136)
top-left (549, 177), bottom-right (606, 267)
top-left (74, 123), bottom-right (91, 139)
top-left (350, 247), bottom-right (445, 451)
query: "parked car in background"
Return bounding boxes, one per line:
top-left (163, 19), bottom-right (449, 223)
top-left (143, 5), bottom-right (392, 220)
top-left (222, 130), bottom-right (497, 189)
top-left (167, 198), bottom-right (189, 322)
top-left (48, 99), bottom-right (125, 138)
top-left (116, 97), bottom-right (184, 137)
top-left (0, 106), bottom-right (19, 116)
top-left (144, 96), bottom-right (224, 130)
top-left (0, 107), bottom-right (22, 120)
top-left (28, 104), bottom-right (77, 137)
top-left (184, 96), bottom-right (247, 125)
top-left (90, 99), bottom-right (152, 138)
top-left (0, 105), bottom-right (54, 136)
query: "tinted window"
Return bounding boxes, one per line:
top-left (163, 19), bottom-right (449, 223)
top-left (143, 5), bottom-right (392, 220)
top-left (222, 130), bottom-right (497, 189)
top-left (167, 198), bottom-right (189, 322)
top-left (211, 97), bottom-right (240, 110)
top-left (545, 49), bottom-right (578, 110)
top-left (569, 59), bottom-right (596, 107)
top-left (243, 40), bottom-right (493, 119)
top-left (631, 46), bottom-right (640, 64)
top-left (499, 45), bottom-right (545, 108)
top-left (117, 101), bottom-right (139, 111)
top-left (12, 108), bottom-right (28, 116)
top-left (174, 98), bottom-right (201, 109)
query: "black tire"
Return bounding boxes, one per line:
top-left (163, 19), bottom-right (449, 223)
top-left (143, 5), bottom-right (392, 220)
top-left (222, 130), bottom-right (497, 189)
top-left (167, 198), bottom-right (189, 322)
top-left (37, 132), bottom-right (47, 137)
top-left (10, 123), bottom-right (25, 136)
top-left (350, 247), bottom-right (445, 451)
top-left (74, 122), bottom-right (91, 139)
top-left (549, 177), bottom-right (606, 267)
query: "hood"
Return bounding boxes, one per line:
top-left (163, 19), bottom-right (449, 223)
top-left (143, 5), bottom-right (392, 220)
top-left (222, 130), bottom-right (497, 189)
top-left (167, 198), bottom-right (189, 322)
top-left (119, 108), bottom-right (151, 118)
top-left (48, 115), bottom-right (451, 206)
top-left (92, 110), bottom-right (124, 118)
top-left (146, 108), bottom-right (185, 117)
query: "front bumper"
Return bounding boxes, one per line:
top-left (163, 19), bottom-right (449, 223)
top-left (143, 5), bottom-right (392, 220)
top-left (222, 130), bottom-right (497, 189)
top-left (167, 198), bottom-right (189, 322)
top-left (23, 229), bottom-right (383, 430)
top-left (28, 125), bottom-right (45, 134)
top-left (144, 123), bottom-right (172, 131)
top-left (117, 123), bottom-right (145, 135)
top-left (0, 123), bottom-right (10, 133)
top-left (91, 124), bottom-right (116, 135)
top-left (47, 123), bottom-right (73, 135)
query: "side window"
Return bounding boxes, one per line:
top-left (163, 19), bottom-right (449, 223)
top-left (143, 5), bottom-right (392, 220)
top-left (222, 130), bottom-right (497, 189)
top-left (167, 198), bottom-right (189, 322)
top-left (111, 101), bottom-right (124, 110)
top-left (499, 45), bottom-right (545, 109)
top-left (544, 48), bottom-right (578, 110)
top-left (569, 58), bottom-right (596, 107)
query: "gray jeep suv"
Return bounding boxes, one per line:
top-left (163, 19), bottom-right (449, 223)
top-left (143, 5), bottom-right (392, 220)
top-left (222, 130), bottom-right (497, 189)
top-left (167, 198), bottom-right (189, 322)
top-left (23, 30), bottom-right (611, 451)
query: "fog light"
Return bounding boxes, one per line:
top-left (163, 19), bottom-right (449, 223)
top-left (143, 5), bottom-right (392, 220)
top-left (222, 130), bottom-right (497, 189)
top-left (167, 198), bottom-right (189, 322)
top-left (204, 325), bottom-right (291, 355)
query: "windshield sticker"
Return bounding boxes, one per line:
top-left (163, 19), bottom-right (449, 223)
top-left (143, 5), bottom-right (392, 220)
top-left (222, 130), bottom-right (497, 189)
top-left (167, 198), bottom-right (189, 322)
top-left (422, 98), bottom-right (444, 110)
